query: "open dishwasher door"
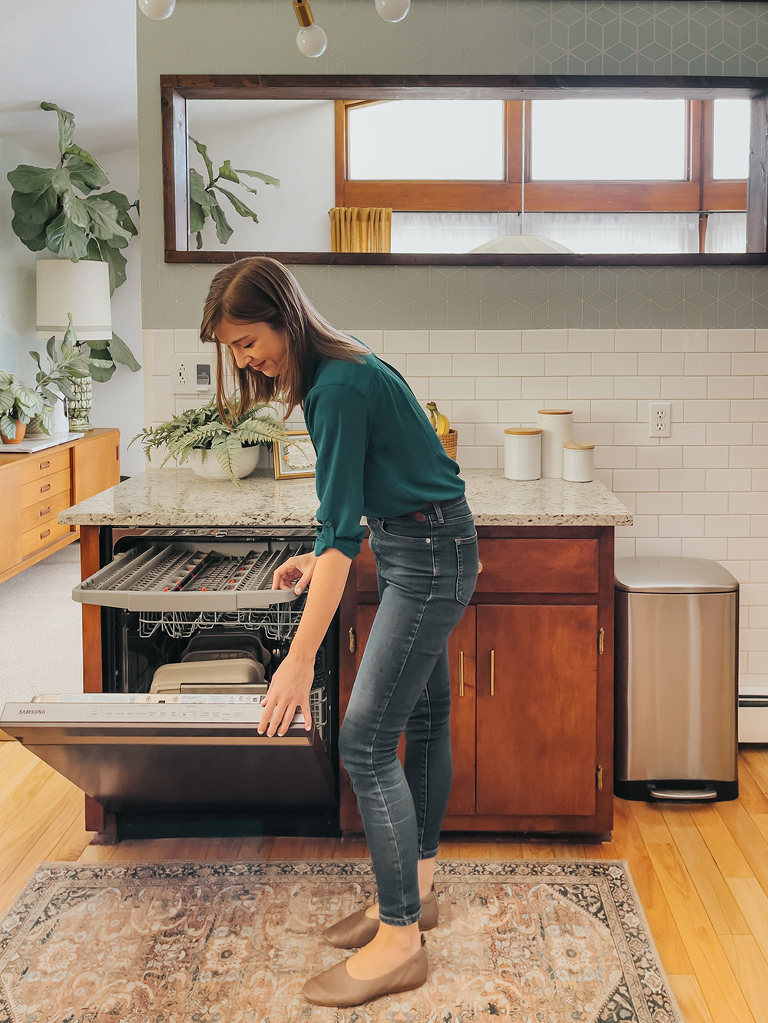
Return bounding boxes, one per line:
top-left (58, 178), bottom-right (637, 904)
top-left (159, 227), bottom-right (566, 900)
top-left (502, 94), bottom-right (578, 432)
top-left (0, 694), bottom-right (336, 815)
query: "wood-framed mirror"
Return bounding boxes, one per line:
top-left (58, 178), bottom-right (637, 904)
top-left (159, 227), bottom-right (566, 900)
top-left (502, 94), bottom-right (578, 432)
top-left (161, 74), bottom-right (768, 266)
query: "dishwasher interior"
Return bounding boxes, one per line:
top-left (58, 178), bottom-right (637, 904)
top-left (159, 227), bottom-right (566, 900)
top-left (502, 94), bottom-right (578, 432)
top-left (1, 526), bottom-right (341, 841)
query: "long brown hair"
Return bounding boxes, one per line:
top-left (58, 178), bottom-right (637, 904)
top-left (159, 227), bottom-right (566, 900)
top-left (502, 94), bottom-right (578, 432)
top-left (200, 256), bottom-right (364, 421)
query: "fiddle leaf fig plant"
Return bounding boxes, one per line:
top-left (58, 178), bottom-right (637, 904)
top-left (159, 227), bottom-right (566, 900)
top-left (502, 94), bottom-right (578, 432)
top-left (7, 102), bottom-right (139, 294)
top-left (189, 136), bottom-right (279, 249)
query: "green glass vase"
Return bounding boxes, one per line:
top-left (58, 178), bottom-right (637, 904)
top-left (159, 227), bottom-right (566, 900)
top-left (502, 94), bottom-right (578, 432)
top-left (67, 374), bottom-right (93, 432)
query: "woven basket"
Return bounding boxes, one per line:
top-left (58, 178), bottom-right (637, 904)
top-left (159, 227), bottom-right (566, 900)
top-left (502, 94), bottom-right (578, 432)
top-left (438, 428), bottom-right (458, 461)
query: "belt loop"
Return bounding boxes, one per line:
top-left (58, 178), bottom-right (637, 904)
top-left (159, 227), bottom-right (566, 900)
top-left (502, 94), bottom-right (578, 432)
top-left (433, 501), bottom-right (444, 524)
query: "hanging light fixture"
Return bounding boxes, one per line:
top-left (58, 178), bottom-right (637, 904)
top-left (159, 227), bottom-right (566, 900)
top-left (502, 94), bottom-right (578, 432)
top-left (138, 0), bottom-right (176, 19)
top-left (374, 0), bottom-right (410, 23)
top-left (293, 0), bottom-right (328, 58)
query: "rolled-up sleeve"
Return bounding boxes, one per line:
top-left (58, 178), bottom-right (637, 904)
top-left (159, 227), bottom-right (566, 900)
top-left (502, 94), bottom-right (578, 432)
top-left (304, 383), bottom-right (368, 560)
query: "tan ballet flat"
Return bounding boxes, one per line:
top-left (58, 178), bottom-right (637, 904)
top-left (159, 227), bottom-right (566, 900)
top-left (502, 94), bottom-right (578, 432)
top-left (323, 887), bottom-right (439, 949)
top-left (302, 934), bottom-right (428, 1007)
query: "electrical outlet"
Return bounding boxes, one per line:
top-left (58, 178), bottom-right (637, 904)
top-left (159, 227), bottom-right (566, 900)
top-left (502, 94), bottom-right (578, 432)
top-left (173, 356), bottom-right (215, 394)
top-left (648, 401), bottom-right (671, 437)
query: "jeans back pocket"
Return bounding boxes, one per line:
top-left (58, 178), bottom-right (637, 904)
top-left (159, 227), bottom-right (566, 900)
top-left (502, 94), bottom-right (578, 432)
top-left (455, 532), bottom-right (479, 606)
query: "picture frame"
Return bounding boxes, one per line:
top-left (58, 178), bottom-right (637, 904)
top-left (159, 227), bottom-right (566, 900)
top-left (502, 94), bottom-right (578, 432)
top-left (273, 430), bottom-right (317, 479)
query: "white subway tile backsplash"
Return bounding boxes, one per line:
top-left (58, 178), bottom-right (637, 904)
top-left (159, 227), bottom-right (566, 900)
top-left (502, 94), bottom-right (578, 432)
top-left (475, 376), bottom-right (521, 400)
top-left (499, 354), bottom-right (545, 376)
top-left (521, 376), bottom-right (568, 399)
top-left (661, 376), bottom-right (707, 399)
top-left (142, 325), bottom-right (768, 693)
top-left (383, 330), bottom-right (426, 353)
top-left (685, 353), bottom-right (732, 376)
top-left (568, 329), bottom-right (615, 352)
top-left (521, 329), bottom-right (568, 352)
top-left (708, 329), bottom-right (754, 352)
top-left (454, 354), bottom-right (497, 377)
top-left (429, 330), bottom-right (475, 353)
top-left (592, 353), bottom-right (638, 376)
top-left (682, 446), bottom-right (729, 468)
top-left (475, 330), bottom-right (521, 353)
top-left (615, 329), bottom-right (661, 352)
top-left (682, 491), bottom-right (728, 515)
top-left (661, 329), bottom-right (708, 352)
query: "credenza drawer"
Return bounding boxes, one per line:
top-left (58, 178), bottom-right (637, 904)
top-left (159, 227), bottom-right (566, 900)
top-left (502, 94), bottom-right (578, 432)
top-left (21, 468), bottom-right (71, 509)
top-left (21, 490), bottom-right (72, 534)
top-left (21, 518), bottom-right (72, 559)
top-left (19, 448), bottom-right (70, 487)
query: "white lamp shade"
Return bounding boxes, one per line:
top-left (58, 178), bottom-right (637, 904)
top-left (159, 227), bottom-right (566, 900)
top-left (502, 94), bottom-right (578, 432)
top-left (36, 259), bottom-right (112, 342)
top-left (470, 235), bottom-right (574, 254)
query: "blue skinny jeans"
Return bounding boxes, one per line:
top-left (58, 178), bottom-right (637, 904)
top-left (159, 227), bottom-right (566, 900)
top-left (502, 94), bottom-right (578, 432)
top-left (338, 495), bottom-right (479, 926)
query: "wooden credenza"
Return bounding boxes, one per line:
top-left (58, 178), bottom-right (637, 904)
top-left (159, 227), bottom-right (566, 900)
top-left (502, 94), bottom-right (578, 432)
top-left (338, 525), bottom-right (615, 838)
top-left (0, 429), bottom-right (120, 586)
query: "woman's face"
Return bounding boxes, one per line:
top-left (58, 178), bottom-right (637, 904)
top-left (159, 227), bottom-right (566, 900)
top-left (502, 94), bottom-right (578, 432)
top-left (215, 318), bottom-right (289, 378)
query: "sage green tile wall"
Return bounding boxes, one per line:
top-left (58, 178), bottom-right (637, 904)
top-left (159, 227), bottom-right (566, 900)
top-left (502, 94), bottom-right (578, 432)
top-left (137, 1), bottom-right (768, 330)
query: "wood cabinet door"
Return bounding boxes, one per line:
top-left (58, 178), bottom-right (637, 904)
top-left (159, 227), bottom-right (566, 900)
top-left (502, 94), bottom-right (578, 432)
top-left (476, 604), bottom-right (598, 818)
top-left (345, 604), bottom-right (474, 819)
top-left (72, 430), bottom-right (120, 504)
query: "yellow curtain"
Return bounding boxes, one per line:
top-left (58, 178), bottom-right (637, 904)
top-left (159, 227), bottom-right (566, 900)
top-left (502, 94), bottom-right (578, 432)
top-left (328, 207), bottom-right (392, 253)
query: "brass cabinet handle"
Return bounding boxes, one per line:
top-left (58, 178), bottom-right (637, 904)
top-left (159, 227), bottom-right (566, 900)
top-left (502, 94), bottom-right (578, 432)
top-left (478, 561), bottom-right (483, 573)
top-left (40, 483), bottom-right (51, 493)
top-left (40, 529), bottom-right (51, 539)
top-left (490, 648), bottom-right (495, 696)
top-left (39, 460), bottom-right (50, 469)
top-left (459, 650), bottom-right (464, 697)
top-left (39, 506), bottom-right (51, 517)
top-left (349, 627), bottom-right (356, 654)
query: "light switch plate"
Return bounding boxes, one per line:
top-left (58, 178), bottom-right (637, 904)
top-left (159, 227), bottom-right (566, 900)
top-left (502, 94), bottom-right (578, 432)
top-left (172, 355), bottom-right (216, 395)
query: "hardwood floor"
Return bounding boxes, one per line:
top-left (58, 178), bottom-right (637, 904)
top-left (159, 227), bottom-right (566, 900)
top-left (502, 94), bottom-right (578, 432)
top-left (1, 740), bottom-right (767, 1022)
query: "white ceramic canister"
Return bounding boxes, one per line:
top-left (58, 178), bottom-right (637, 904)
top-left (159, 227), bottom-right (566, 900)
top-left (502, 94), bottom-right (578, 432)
top-left (504, 428), bottom-right (542, 480)
top-left (536, 409), bottom-right (573, 478)
top-left (563, 441), bottom-right (595, 482)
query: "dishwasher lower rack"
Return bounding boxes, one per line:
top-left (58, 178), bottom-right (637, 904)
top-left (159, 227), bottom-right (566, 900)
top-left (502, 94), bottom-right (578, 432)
top-left (75, 539), bottom-right (309, 641)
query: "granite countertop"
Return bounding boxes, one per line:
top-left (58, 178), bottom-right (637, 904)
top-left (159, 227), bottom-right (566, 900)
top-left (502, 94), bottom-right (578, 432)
top-left (60, 468), bottom-right (632, 528)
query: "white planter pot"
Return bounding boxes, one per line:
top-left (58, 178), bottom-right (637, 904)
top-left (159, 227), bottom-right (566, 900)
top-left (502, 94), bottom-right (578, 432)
top-left (187, 445), bottom-right (262, 480)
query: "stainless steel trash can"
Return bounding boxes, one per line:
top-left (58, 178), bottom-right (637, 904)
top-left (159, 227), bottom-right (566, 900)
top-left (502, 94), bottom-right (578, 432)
top-left (614, 556), bottom-right (739, 802)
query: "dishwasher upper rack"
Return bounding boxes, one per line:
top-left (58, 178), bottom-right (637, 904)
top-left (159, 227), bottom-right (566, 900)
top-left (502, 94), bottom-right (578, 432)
top-left (73, 540), bottom-right (307, 614)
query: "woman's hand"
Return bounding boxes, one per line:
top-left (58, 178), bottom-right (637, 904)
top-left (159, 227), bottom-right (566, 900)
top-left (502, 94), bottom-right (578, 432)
top-left (272, 551), bottom-right (317, 595)
top-left (257, 650), bottom-right (315, 736)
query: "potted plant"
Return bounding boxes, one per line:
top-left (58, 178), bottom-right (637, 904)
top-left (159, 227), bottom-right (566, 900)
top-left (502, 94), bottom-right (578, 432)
top-left (25, 314), bottom-right (99, 435)
top-left (130, 399), bottom-right (288, 483)
top-left (0, 371), bottom-right (46, 443)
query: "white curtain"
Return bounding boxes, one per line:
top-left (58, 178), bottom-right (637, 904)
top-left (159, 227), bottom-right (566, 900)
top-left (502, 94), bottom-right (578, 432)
top-left (705, 212), bottom-right (747, 253)
top-left (390, 210), bottom-right (714, 254)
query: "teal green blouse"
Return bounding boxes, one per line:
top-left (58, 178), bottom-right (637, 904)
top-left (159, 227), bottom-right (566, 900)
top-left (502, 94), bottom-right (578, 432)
top-left (303, 350), bottom-right (465, 559)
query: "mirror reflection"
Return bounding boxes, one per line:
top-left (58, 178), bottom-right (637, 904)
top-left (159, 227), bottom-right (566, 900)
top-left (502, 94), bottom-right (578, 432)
top-left (180, 88), bottom-right (755, 259)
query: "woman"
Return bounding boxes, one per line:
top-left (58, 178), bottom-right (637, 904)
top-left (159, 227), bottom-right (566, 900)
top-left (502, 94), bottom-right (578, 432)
top-left (202, 256), bottom-right (479, 1008)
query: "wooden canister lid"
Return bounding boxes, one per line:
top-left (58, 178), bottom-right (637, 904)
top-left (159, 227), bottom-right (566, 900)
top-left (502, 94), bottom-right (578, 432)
top-left (504, 428), bottom-right (542, 435)
top-left (563, 441), bottom-right (595, 449)
top-left (537, 409), bottom-right (573, 415)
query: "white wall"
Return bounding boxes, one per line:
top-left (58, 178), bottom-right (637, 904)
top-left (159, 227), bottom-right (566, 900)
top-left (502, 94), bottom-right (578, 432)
top-left (0, 140), bottom-right (38, 376)
top-left (187, 100), bottom-right (336, 252)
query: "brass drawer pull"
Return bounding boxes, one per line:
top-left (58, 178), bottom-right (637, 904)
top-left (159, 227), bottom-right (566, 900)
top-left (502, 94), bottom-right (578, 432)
top-left (490, 648), bottom-right (495, 696)
top-left (459, 650), bottom-right (464, 697)
top-left (39, 506), bottom-right (51, 517)
top-left (478, 561), bottom-right (483, 573)
top-left (40, 483), bottom-right (51, 493)
top-left (40, 529), bottom-right (51, 540)
top-left (39, 460), bottom-right (50, 470)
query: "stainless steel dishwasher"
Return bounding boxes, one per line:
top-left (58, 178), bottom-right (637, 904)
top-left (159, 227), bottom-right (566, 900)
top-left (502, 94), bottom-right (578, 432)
top-left (0, 526), bottom-right (340, 840)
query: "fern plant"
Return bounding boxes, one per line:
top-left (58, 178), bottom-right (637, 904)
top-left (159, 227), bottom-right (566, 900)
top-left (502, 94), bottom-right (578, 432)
top-left (130, 399), bottom-right (287, 483)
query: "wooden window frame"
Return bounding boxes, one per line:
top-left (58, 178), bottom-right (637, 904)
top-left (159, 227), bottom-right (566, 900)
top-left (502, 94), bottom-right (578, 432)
top-left (161, 74), bottom-right (768, 266)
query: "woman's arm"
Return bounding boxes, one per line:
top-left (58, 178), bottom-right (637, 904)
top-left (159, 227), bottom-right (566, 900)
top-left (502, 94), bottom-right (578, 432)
top-left (258, 547), bottom-right (352, 737)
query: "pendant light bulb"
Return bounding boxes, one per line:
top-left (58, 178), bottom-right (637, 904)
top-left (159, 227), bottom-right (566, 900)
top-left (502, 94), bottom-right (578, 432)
top-left (138, 0), bottom-right (176, 20)
top-left (293, 0), bottom-right (328, 58)
top-left (374, 0), bottom-right (410, 23)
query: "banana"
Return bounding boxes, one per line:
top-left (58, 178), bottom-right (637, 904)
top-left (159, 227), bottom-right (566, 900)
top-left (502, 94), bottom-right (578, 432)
top-left (426, 401), bottom-right (451, 436)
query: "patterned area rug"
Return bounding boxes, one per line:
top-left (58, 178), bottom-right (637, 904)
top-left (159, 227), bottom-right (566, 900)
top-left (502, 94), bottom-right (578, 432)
top-left (0, 859), bottom-right (683, 1023)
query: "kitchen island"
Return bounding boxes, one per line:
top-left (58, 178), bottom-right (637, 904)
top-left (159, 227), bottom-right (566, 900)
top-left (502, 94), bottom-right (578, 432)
top-left (62, 468), bottom-right (631, 840)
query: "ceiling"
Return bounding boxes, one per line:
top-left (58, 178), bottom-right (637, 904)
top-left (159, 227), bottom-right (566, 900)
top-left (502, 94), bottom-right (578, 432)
top-left (0, 0), bottom-right (138, 158)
